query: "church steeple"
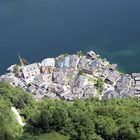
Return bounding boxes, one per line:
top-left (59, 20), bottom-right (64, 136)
top-left (18, 53), bottom-right (24, 66)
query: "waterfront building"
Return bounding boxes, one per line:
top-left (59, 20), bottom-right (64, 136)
top-left (21, 63), bottom-right (41, 84)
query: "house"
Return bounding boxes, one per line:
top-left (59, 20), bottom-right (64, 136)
top-left (102, 90), bottom-right (120, 100)
top-left (65, 70), bottom-right (78, 86)
top-left (63, 56), bottom-right (70, 68)
top-left (56, 61), bottom-right (63, 68)
top-left (132, 73), bottom-right (140, 78)
top-left (18, 80), bottom-right (26, 89)
top-left (66, 69), bottom-right (76, 76)
top-left (27, 84), bottom-right (36, 93)
top-left (115, 75), bottom-right (132, 92)
top-left (78, 57), bottom-right (89, 69)
top-left (21, 63), bottom-right (41, 84)
top-left (54, 84), bottom-right (64, 95)
top-left (41, 66), bottom-right (54, 74)
top-left (109, 64), bottom-right (117, 71)
top-left (74, 75), bottom-right (88, 87)
top-left (68, 73), bottom-right (78, 86)
top-left (2, 77), bottom-right (16, 86)
top-left (42, 74), bottom-right (53, 88)
top-left (65, 95), bottom-right (74, 101)
top-left (120, 89), bottom-right (134, 98)
top-left (34, 87), bottom-right (46, 96)
top-left (32, 74), bottom-right (45, 87)
top-left (103, 83), bottom-right (115, 94)
top-left (100, 69), bottom-right (111, 78)
top-left (1, 73), bottom-right (19, 87)
top-left (87, 51), bottom-right (97, 59)
top-left (82, 66), bottom-right (96, 75)
top-left (133, 76), bottom-right (140, 81)
top-left (72, 87), bottom-right (85, 97)
top-left (105, 71), bottom-right (120, 85)
top-left (69, 54), bottom-right (79, 69)
top-left (41, 58), bottom-right (55, 67)
top-left (46, 92), bottom-right (57, 99)
top-left (34, 93), bottom-right (43, 100)
top-left (60, 90), bottom-right (74, 101)
top-left (134, 85), bottom-right (140, 91)
top-left (83, 87), bottom-right (97, 98)
top-left (90, 60), bottom-right (99, 68)
top-left (53, 68), bottom-right (65, 83)
top-left (7, 64), bottom-right (17, 72)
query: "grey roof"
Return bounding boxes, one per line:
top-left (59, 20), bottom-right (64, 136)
top-left (72, 86), bottom-right (85, 95)
top-left (134, 76), bottom-right (140, 81)
top-left (66, 69), bottom-right (76, 76)
top-left (87, 51), bottom-right (96, 59)
top-left (54, 85), bottom-right (64, 94)
top-left (18, 81), bottom-right (26, 88)
top-left (60, 90), bottom-right (74, 101)
top-left (34, 88), bottom-right (46, 95)
top-left (134, 85), bottom-right (140, 91)
top-left (105, 71), bottom-right (120, 84)
top-left (132, 73), bottom-right (140, 77)
top-left (100, 69), bottom-right (111, 78)
top-left (53, 68), bottom-right (65, 83)
top-left (78, 57), bottom-right (89, 68)
top-left (69, 54), bottom-right (79, 68)
top-left (109, 64), bottom-right (117, 70)
top-left (115, 76), bottom-right (131, 92)
top-left (32, 74), bottom-right (45, 86)
top-left (27, 85), bottom-right (36, 92)
top-left (102, 90), bottom-right (120, 100)
top-left (90, 60), bottom-right (99, 68)
top-left (3, 77), bottom-right (15, 83)
top-left (34, 93), bottom-right (43, 100)
top-left (120, 89), bottom-right (134, 98)
top-left (84, 87), bottom-right (96, 98)
top-left (82, 66), bottom-right (96, 75)
top-left (74, 75), bottom-right (87, 87)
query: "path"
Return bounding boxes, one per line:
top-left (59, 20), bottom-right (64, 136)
top-left (11, 107), bottom-right (26, 126)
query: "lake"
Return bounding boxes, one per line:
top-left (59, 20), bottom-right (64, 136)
top-left (0, 0), bottom-right (140, 74)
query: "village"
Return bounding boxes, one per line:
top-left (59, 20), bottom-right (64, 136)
top-left (0, 50), bottom-right (140, 101)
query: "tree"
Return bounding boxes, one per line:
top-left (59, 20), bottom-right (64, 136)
top-left (79, 70), bottom-right (84, 75)
top-left (77, 50), bottom-right (83, 57)
top-left (0, 97), bottom-right (23, 140)
top-left (1, 82), bottom-right (140, 139)
top-left (0, 82), bottom-right (34, 109)
top-left (95, 77), bottom-right (104, 94)
top-left (13, 65), bottom-right (20, 77)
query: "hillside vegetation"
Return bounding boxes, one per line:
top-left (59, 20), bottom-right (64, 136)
top-left (19, 132), bottom-right (69, 140)
top-left (0, 82), bottom-right (140, 140)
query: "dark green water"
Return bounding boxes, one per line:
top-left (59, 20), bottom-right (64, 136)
top-left (0, 0), bottom-right (140, 74)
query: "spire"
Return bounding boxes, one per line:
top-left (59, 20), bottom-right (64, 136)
top-left (18, 53), bottom-right (24, 66)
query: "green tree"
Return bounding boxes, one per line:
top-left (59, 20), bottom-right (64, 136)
top-left (77, 50), bottom-right (83, 57)
top-left (95, 77), bottom-right (104, 94)
top-left (0, 97), bottom-right (23, 140)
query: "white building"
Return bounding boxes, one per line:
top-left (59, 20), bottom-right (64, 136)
top-left (21, 63), bottom-right (41, 84)
top-left (41, 58), bottom-right (55, 67)
top-left (7, 64), bottom-right (17, 72)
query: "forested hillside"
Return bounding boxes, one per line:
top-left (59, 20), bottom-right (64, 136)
top-left (0, 82), bottom-right (140, 140)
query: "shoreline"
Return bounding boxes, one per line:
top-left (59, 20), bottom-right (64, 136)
top-left (0, 50), bottom-right (140, 101)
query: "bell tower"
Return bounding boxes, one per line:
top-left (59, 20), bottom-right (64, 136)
top-left (18, 53), bottom-right (24, 66)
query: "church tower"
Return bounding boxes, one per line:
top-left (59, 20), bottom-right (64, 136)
top-left (18, 53), bottom-right (24, 66)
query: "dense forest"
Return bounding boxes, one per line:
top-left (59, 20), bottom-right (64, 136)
top-left (1, 82), bottom-right (140, 140)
